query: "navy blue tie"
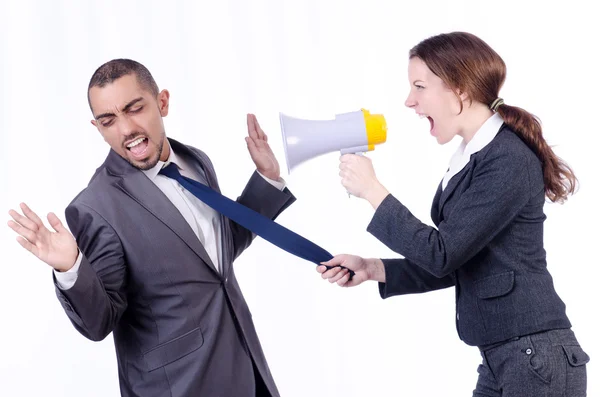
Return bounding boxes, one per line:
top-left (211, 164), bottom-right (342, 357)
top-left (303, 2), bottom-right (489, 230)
top-left (159, 163), bottom-right (353, 279)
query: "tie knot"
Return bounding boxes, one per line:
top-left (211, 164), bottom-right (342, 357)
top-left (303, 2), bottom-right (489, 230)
top-left (159, 162), bottom-right (181, 179)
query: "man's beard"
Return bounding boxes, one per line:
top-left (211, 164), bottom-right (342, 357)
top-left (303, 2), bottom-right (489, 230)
top-left (128, 136), bottom-right (165, 171)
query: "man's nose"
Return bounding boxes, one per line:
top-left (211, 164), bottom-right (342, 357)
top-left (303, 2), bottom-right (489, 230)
top-left (117, 116), bottom-right (137, 137)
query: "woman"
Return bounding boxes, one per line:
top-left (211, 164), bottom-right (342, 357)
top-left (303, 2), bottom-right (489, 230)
top-left (318, 31), bottom-right (590, 396)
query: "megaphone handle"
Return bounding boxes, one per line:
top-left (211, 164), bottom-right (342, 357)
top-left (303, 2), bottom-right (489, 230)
top-left (323, 264), bottom-right (355, 281)
top-left (347, 152), bottom-right (365, 198)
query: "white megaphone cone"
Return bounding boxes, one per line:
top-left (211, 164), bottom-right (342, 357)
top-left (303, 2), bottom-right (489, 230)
top-left (279, 108), bottom-right (387, 174)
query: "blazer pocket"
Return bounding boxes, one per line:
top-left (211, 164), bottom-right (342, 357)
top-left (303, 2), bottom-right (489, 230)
top-left (474, 271), bottom-right (515, 299)
top-left (143, 326), bottom-right (205, 372)
top-left (562, 344), bottom-right (590, 367)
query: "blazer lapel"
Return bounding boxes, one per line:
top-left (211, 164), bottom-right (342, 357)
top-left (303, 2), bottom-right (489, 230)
top-left (106, 150), bottom-right (219, 274)
top-left (437, 161), bottom-right (473, 218)
top-left (431, 182), bottom-right (442, 225)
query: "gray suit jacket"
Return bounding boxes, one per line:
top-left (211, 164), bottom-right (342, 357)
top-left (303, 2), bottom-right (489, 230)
top-left (367, 126), bottom-right (572, 346)
top-left (53, 138), bottom-right (295, 396)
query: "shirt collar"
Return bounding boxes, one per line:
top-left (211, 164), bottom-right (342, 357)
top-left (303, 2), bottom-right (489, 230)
top-left (462, 112), bottom-right (504, 158)
top-left (447, 112), bottom-right (504, 166)
top-left (442, 113), bottom-right (504, 190)
top-left (141, 141), bottom-right (185, 181)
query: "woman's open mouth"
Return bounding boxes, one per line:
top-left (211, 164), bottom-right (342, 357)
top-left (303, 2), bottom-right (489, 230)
top-left (419, 114), bottom-right (435, 135)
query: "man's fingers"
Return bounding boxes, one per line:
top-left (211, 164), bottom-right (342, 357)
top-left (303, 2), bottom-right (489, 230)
top-left (7, 219), bottom-right (37, 243)
top-left (15, 235), bottom-right (39, 257)
top-left (20, 203), bottom-right (44, 228)
top-left (253, 115), bottom-right (266, 140)
top-left (245, 136), bottom-right (258, 150)
top-left (247, 114), bottom-right (259, 140)
top-left (8, 209), bottom-right (38, 231)
top-left (47, 212), bottom-right (66, 234)
top-left (247, 136), bottom-right (268, 151)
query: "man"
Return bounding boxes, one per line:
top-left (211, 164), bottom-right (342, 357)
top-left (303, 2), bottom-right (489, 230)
top-left (7, 59), bottom-right (295, 397)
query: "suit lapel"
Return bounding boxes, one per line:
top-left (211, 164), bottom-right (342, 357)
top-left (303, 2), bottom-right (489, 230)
top-left (431, 182), bottom-right (442, 225)
top-left (168, 139), bottom-right (220, 191)
top-left (106, 149), bottom-right (219, 275)
top-left (437, 161), bottom-right (473, 219)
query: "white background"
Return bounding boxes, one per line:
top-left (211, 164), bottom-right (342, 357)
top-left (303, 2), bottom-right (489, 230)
top-left (1, 0), bottom-right (598, 396)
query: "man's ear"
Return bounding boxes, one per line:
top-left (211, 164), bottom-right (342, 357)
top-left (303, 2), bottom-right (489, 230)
top-left (90, 119), bottom-right (107, 142)
top-left (157, 89), bottom-right (170, 117)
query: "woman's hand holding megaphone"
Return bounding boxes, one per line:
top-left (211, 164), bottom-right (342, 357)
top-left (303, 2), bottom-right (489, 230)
top-left (339, 153), bottom-right (390, 209)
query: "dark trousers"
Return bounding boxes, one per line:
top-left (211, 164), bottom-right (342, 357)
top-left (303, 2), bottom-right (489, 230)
top-left (473, 328), bottom-right (590, 396)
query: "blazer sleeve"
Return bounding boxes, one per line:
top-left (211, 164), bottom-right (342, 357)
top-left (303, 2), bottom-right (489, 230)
top-left (367, 146), bottom-right (532, 278)
top-left (230, 171), bottom-right (296, 260)
top-left (379, 258), bottom-right (455, 298)
top-left (54, 202), bottom-right (127, 342)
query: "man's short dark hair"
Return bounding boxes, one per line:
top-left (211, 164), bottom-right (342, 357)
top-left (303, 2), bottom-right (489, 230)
top-left (87, 59), bottom-right (159, 112)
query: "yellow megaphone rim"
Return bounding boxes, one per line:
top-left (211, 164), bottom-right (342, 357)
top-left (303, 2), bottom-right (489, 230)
top-left (361, 109), bottom-right (387, 147)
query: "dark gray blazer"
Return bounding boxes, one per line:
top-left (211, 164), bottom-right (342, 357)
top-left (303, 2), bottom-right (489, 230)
top-left (367, 126), bottom-right (572, 347)
top-left (53, 138), bottom-right (295, 396)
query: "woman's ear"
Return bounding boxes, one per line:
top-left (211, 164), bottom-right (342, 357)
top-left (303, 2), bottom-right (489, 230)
top-left (458, 89), bottom-right (469, 102)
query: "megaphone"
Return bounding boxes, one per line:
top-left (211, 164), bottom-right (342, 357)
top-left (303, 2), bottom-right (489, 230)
top-left (279, 108), bottom-right (387, 173)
